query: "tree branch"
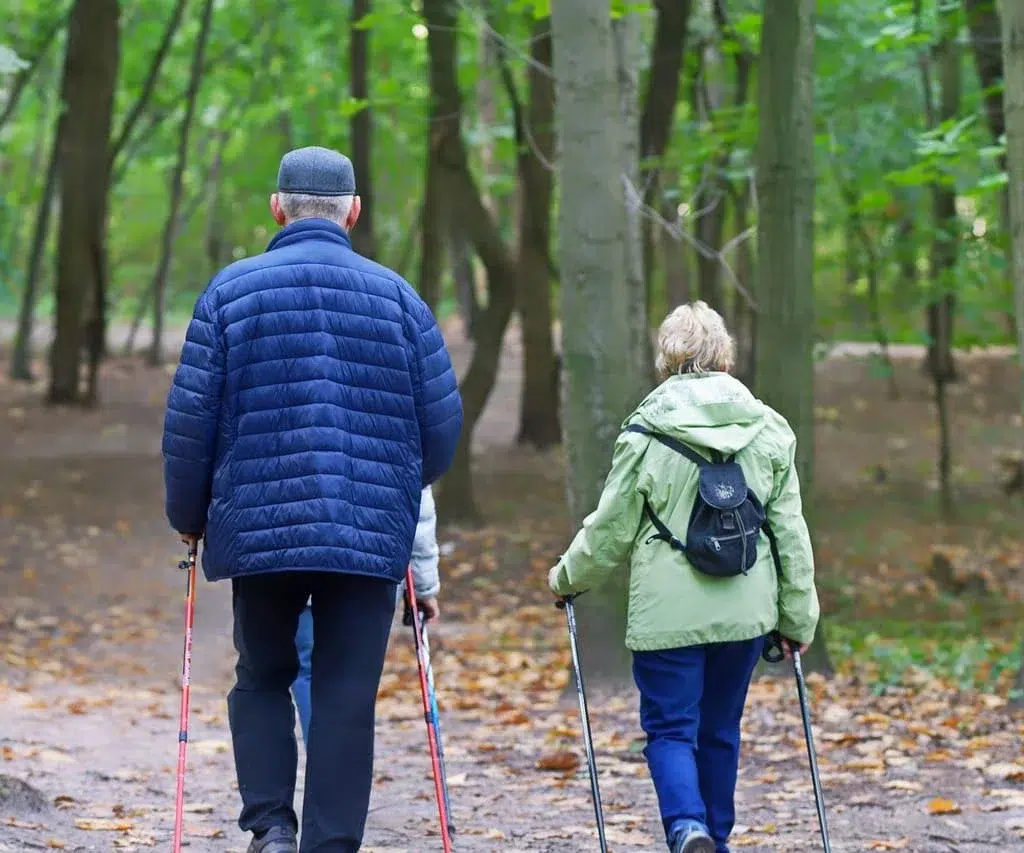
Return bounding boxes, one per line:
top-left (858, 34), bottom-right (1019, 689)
top-left (109, 0), bottom-right (190, 164)
top-left (0, 11), bottom-right (67, 131)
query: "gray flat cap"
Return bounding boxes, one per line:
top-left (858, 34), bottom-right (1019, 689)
top-left (277, 146), bottom-right (356, 196)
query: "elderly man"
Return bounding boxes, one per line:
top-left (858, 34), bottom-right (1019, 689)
top-left (162, 146), bottom-right (463, 853)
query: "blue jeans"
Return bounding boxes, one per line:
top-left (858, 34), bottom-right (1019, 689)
top-left (632, 638), bottom-right (763, 853)
top-left (291, 605), bottom-right (314, 745)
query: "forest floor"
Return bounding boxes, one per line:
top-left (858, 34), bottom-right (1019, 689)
top-left (1, 321), bottom-right (1023, 852)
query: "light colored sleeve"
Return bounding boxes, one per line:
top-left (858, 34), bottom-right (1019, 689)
top-left (408, 486), bottom-right (440, 598)
top-left (548, 433), bottom-right (644, 596)
top-left (766, 426), bottom-right (820, 645)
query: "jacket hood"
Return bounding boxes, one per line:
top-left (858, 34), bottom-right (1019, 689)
top-left (627, 373), bottom-right (767, 455)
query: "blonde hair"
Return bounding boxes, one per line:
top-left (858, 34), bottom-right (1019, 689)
top-left (655, 301), bottom-right (736, 380)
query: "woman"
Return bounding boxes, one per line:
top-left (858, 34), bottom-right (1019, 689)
top-left (548, 301), bottom-right (819, 853)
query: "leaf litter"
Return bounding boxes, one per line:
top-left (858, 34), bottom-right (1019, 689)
top-left (0, 349), bottom-right (1023, 850)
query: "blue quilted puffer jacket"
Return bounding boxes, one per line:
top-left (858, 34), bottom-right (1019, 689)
top-left (161, 218), bottom-right (463, 583)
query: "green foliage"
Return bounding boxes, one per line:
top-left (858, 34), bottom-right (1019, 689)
top-left (0, 0), bottom-right (1014, 347)
top-left (830, 620), bottom-right (1022, 695)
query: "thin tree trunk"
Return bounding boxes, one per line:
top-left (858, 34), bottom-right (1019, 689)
top-left (10, 118), bottom-right (61, 382)
top-left (964, 0), bottom-right (1014, 336)
top-left (418, 137), bottom-right (444, 314)
top-left (662, 169), bottom-right (690, 309)
top-left (350, 0), bottom-right (375, 258)
top-left (448, 223), bottom-right (478, 338)
top-left (512, 18), bottom-right (561, 449)
top-left (1001, 0), bottom-right (1024, 710)
top-left (1001, 0), bottom-right (1024, 702)
top-left (639, 0), bottom-right (693, 316)
top-left (424, 0), bottom-right (518, 525)
top-left (614, 10), bottom-right (655, 387)
top-left (755, 0), bottom-right (831, 675)
top-left (731, 177), bottom-right (757, 388)
top-left (552, 0), bottom-right (648, 686)
top-left (147, 0), bottom-right (215, 367)
top-left (48, 0), bottom-right (120, 406)
top-left (924, 2), bottom-right (961, 516)
top-left (108, 0), bottom-right (188, 165)
top-left (204, 128), bottom-right (227, 277)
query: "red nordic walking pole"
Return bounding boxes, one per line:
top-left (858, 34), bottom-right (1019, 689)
top-left (404, 565), bottom-right (454, 852)
top-left (172, 541), bottom-right (198, 853)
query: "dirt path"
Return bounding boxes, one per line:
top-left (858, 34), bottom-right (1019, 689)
top-left (1, 324), bottom-right (1023, 851)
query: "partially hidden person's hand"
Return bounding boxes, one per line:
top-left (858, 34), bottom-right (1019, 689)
top-left (180, 533), bottom-right (201, 550)
top-left (419, 597), bottom-right (440, 622)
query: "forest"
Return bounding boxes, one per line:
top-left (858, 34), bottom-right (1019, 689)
top-left (1, 0), bottom-right (1023, 850)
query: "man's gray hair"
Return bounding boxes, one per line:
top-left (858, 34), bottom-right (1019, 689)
top-left (278, 192), bottom-right (354, 226)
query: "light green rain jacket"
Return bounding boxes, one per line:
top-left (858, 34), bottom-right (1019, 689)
top-left (549, 372), bottom-right (820, 652)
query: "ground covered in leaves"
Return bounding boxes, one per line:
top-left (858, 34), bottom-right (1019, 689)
top-left (1, 325), bottom-right (1023, 851)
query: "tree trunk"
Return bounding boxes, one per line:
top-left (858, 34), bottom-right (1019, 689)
top-left (662, 168), bottom-right (690, 309)
top-left (349, 0), bottom-right (375, 259)
top-left (204, 128), bottom-right (228, 277)
top-left (448, 225), bottom-right (478, 337)
top-left (694, 43), bottom-right (728, 313)
top-left (515, 18), bottom-right (561, 449)
top-left (10, 118), bottom-right (61, 382)
top-left (424, 0), bottom-right (518, 525)
top-left (1001, 0), bottom-right (1024, 709)
top-left (613, 10), bottom-right (655, 387)
top-left (755, 0), bottom-right (831, 675)
top-left (964, 0), bottom-right (1015, 341)
top-left (731, 178), bottom-right (757, 388)
top-left (552, 0), bottom-right (648, 686)
top-left (926, 3), bottom-right (961, 516)
top-left (146, 0), bottom-right (214, 367)
top-left (48, 0), bottom-right (119, 405)
top-left (418, 139), bottom-right (444, 315)
top-left (639, 0), bottom-right (693, 316)
top-left (1002, 0), bottom-right (1024, 438)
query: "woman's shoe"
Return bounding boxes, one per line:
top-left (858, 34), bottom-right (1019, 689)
top-left (669, 820), bottom-right (716, 853)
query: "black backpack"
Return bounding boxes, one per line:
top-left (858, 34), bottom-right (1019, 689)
top-left (625, 424), bottom-right (781, 579)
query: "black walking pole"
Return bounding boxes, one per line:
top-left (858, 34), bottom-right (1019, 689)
top-left (763, 634), bottom-right (832, 852)
top-left (793, 648), bottom-right (832, 853)
top-left (557, 594), bottom-right (609, 853)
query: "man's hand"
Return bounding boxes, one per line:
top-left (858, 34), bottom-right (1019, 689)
top-left (180, 533), bottom-right (201, 550)
top-left (419, 597), bottom-right (440, 622)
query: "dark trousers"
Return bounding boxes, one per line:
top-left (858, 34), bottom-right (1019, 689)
top-left (228, 571), bottom-right (396, 853)
top-left (632, 638), bottom-right (763, 853)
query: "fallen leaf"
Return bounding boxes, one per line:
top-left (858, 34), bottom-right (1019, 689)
top-left (537, 751), bottom-right (580, 773)
top-left (74, 818), bottom-right (134, 831)
top-left (927, 798), bottom-right (961, 815)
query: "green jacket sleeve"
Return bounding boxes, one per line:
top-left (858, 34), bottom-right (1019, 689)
top-left (549, 432), bottom-right (644, 596)
top-left (766, 424), bottom-right (820, 645)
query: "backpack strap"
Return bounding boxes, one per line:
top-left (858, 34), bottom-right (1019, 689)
top-left (625, 424), bottom-right (721, 466)
top-left (639, 497), bottom-right (687, 552)
top-left (761, 520), bottom-right (783, 579)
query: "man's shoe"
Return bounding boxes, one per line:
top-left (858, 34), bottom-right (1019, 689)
top-left (246, 826), bottom-right (298, 853)
top-left (670, 821), bottom-right (716, 853)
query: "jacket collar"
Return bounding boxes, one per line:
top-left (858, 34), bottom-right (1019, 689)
top-left (266, 218), bottom-right (352, 253)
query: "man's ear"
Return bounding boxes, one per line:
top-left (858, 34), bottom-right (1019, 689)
top-left (270, 193), bottom-right (286, 226)
top-left (345, 195), bottom-right (362, 231)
